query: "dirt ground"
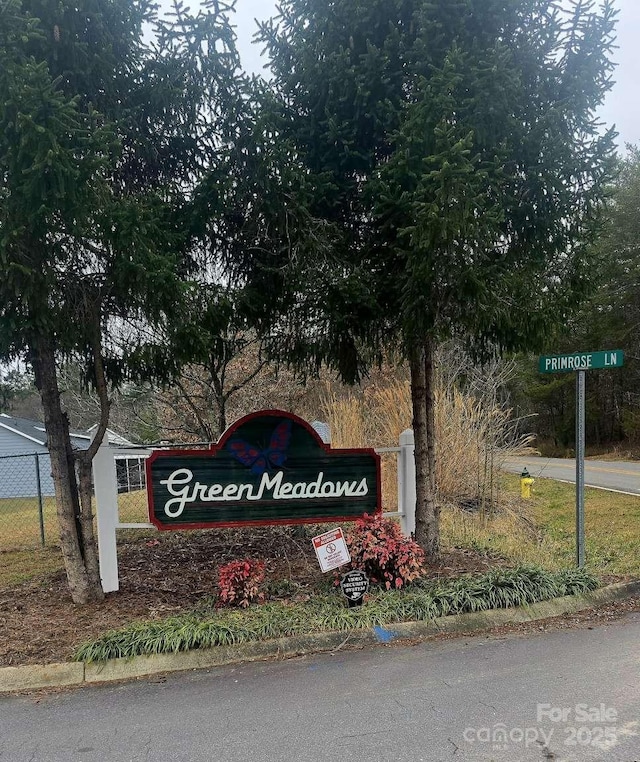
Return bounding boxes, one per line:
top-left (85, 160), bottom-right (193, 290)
top-left (0, 529), bottom-right (512, 667)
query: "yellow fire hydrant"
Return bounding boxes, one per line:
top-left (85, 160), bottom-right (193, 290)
top-left (520, 468), bottom-right (534, 499)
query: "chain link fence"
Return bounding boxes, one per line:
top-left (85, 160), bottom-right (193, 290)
top-left (115, 445), bottom-right (213, 525)
top-left (0, 451), bottom-right (155, 549)
top-left (0, 453), bottom-right (57, 550)
top-left (116, 453), bottom-right (150, 524)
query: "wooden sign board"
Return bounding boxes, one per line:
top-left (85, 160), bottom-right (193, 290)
top-left (147, 410), bottom-right (381, 530)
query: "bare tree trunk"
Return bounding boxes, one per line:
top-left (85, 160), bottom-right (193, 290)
top-left (210, 369), bottom-right (227, 439)
top-left (424, 338), bottom-right (437, 495)
top-left (410, 341), bottom-right (439, 561)
top-left (31, 334), bottom-right (102, 603)
top-left (175, 377), bottom-right (215, 441)
top-left (217, 404), bottom-right (226, 438)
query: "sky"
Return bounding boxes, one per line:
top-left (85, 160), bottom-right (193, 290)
top-left (230, 0), bottom-right (639, 151)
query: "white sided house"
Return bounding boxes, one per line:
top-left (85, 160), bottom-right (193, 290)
top-left (0, 414), bottom-right (135, 499)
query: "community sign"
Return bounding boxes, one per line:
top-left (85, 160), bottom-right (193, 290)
top-left (147, 410), bottom-right (381, 530)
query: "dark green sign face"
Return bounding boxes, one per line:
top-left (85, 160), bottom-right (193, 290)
top-left (538, 350), bottom-right (624, 373)
top-left (147, 410), bottom-right (381, 530)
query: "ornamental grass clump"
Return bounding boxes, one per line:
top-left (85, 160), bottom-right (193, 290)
top-left (411, 565), bottom-right (597, 614)
top-left (345, 513), bottom-right (425, 589)
top-left (73, 566), bottom-right (598, 663)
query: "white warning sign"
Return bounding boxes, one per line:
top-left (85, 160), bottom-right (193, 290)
top-left (312, 527), bottom-right (351, 573)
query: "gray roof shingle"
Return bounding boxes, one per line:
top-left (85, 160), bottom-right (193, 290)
top-left (0, 414), bottom-right (93, 446)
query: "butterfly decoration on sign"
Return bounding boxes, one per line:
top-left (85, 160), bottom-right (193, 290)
top-left (226, 419), bottom-right (292, 476)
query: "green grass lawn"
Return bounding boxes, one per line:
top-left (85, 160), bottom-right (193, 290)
top-left (0, 490), bottom-right (149, 550)
top-left (0, 490), bottom-right (150, 587)
top-left (0, 495), bottom-right (58, 551)
top-left (443, 474), bottom-right (640, 577)
top-left (529, 476), bottom-right (640, 575)
top-left (116, 489), bottom-right (150, 524)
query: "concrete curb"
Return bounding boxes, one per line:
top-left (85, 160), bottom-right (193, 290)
top-left (3, 579), bottom-right (639, 694)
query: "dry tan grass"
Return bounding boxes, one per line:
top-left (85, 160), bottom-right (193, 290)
top-left (322, 392), bottom-right (371, 448)
top-left (322, 376), bottom-right (532, 513)
top-left (435, 386), bottom-right (534, 510)
top-left (322, 384), bottom-right (408, 512)
top-left (440, 497), bottom-right (565, 571)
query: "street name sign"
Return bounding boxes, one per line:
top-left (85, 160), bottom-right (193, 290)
top-left (147, 410), bottom-right (381, 530)
top-left (539, 350), bottom-right (624, 374)
top-left (537, 349), bottom-right (624, 568)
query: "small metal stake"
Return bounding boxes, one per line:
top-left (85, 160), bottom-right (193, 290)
top-left (575, 371), bottom-right (586, 567)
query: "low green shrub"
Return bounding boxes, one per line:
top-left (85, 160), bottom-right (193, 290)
top-left (74, 565), bottom-right (598, 663)
top-left (264, 578), bottom-right (301, 598)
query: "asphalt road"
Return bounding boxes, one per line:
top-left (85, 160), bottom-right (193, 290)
top-left (3, 614), bottom-right (640, 762)
top-left (503, 457), bottom-right (640, 496)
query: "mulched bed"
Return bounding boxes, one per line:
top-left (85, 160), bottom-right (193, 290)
top-left (0, 529), bottom-right (506, 667)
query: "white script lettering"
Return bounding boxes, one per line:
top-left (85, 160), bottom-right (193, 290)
top-left (159, 469), bottom-right (370, 518)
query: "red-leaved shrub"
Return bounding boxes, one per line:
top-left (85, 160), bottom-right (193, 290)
top-left (345, 514), bottom-right (425, 589)
top-left (217, 560), bottom-right (265, 607)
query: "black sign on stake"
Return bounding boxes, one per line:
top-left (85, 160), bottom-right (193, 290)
top-left (340, 570), bottom-right (369, 607)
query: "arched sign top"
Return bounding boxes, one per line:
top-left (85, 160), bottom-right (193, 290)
top-left (146, 410), bottom-right (381, 531)
top-left (217, 409), bottom-right (327, 451)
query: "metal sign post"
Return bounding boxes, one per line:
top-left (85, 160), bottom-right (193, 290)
top-left (538, 350), bottom-right (624, 568)
top-left (575, 371), bottom-right (586, 567)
